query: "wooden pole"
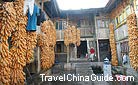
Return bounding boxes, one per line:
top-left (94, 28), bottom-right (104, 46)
top-left (66, 13), bottom-right (70, 63)
top-left (41, 0), bottom-right (44, 11)
top-left (67, 45), bottom-right (69, 63)
top-left (37, 26), bottom-right (41, 73)
top-left (37, 47), bottom-right (41, 73)
top-left (74, 44), bottom-right (77, 59)
top-left (94, 16), bottom-right (100, 62)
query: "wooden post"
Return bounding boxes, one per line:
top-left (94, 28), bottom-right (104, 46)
top-left (94, 16), bottom-right (100, 62)
top-left (74, 44), bottom-right (77, 59)
top-left (41, 0), bottom-right (44, 11)
top-left (67, 45), bottom-right (69, 63)
top-left (37, 47), bottom-right (41, 73)
top-left (36, 26), bottom-right (41, 73)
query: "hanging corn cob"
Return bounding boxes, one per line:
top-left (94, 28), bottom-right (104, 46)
top-left (127, 13), bottom-right (138, 70)
top-left (64, 29), bottom-right (69, 46)
top-left (64, 26), bottom-right (80, 46)
top-left (10, 0), bottom-right (27, 84)
top-left (72, 26), bottom-right (77, 44)
top-left (26, 31), bottom-right (37, 63)
top-left (109, 23), bottom-right (118, 66)
top-left (0, 42), bottom-right (11, 85)
top-left (68, 26), bottom-right (73, 44)
top-left (76, 28), bottom-right (81, 46)
top-left (38, 20), bottom-right (56, 69)
top-left (0, 2), bottom-right (16, 85)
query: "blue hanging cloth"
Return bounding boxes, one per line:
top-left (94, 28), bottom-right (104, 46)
top-left (26, 4), bottom-right (40, 31)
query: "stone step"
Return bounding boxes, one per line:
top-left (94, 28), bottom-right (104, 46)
top-left (74, 63), bottom-right (92, 68)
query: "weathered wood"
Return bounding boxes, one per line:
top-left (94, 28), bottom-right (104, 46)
top-left (110, 0), bottom-right (130, 19)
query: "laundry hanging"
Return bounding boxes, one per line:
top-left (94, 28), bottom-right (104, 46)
top-left (23, 0), bottom-right (35, 16)
top-left (26, 4), bottom-right (40, 31)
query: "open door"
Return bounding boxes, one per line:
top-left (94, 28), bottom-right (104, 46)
top-left (77, 41), bottom-right (87, 58)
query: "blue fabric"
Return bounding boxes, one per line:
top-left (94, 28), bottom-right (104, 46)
top-left (26, 4), bottom-right (39, 31)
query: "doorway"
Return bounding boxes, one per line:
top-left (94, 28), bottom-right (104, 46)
top-left (98, 39), bottom-right (111, 61)
top-left (77, 41), bottom-right (87, 58)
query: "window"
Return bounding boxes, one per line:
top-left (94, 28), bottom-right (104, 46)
top-left (80, 20), bottom-right (85, 27)
top-left (97, 19), bottom-right (109, 28)
top-left (77, 20), bottom-right (81, 27)
top-left (59, 21), bottom-right (63, 30)
top-left (56, 21), bottom-right (67, 30)
top-left (136, 0), bottom-right (138, 9)
top-left (114, 5), bottom-right (132, 28)
top-left (123, 11), bottom-right (127, 20)
top-left (97, 19), bottom-right (101, 28)
top-left (115, 18), bottom-right (117, 26)
top-left (62, 21), bottom-right (66, 29)
top-left (116, 17), bottom-right (119, 25)
top-left (101, 20), bottom-right (105, 27)
top-left (119, 13), bottom-right (124, 23)
top-left (56, 22), bottom-right (59, 30)
top-left (121, 41), bottom-right (129, 54)
top-left (126, 6), bottom-right (131, 16)
top-left (105, 20), bottom-right (109, 27)
top-left (85, 20), bottom-right (89, 26)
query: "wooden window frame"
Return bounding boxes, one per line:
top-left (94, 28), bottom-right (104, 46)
top-left (126, 6), bottom-right (131, 17)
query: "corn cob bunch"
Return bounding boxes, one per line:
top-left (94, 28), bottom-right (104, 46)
top-left (0, 42), bottom-right (11, 85)
top-left (49, 21), bottom-right (56, 47)
top-left (40, 45), bottom-right (55, 69)
top-left (64, 26), bottom-right (80, 46)
top-left (26, 31), bottom-right (37, 64)
top-left (0, 0), bottom-right (37, 84)
top-left (10, 0), bottom-right (27, 84)
top-left (109, 23), bottom-right (118, 66)
top-left (72, 26), bottom-right (77, 44)
top-left (68, 27), bottom-right (73, 44)
top-left (64, 29), bottom-right (69, 46)
top-left (76, 29), bottom-right (81, 46)
top-left (10, 47), bottom-right (26, 85)
top-left (0, 2), bottom-right (17, 85)
top-left (40, 20), bottom-right (56, 47)
top-left (38, 20), bottom-right (56, 69)
top-left (127, 13), bottom-right (138, 70)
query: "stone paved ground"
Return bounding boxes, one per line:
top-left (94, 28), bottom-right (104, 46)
top-left (27, 61), bottom-right (137, 85)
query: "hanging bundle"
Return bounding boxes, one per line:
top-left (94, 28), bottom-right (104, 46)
top-left (0, 2), bottom-right (16, 85)
top-left (10, 0), bottom-right (28, 84)
top-left (72, 26), bottom-right (77, 44)
top-left (64, 29), bottom-right (69, 46)
top-left (64, 26), bottom-right (81, 46)
top-left (109, 23), bottom-right (118, 66)
top-left (38, 20), bottom-right (56, 69)
top-left (127, 13), bottom-right (138, 70)
top-left (76, 28), bottom-right (81, 46)
top-left (26, 31), bottom-right (37, 63)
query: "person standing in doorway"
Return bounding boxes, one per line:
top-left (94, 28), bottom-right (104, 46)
top-left (90, 47), bottom-right (95, 62)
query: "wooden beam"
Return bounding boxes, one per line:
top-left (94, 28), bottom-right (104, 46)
top-left (41, 0), bottom-right (44, 10)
